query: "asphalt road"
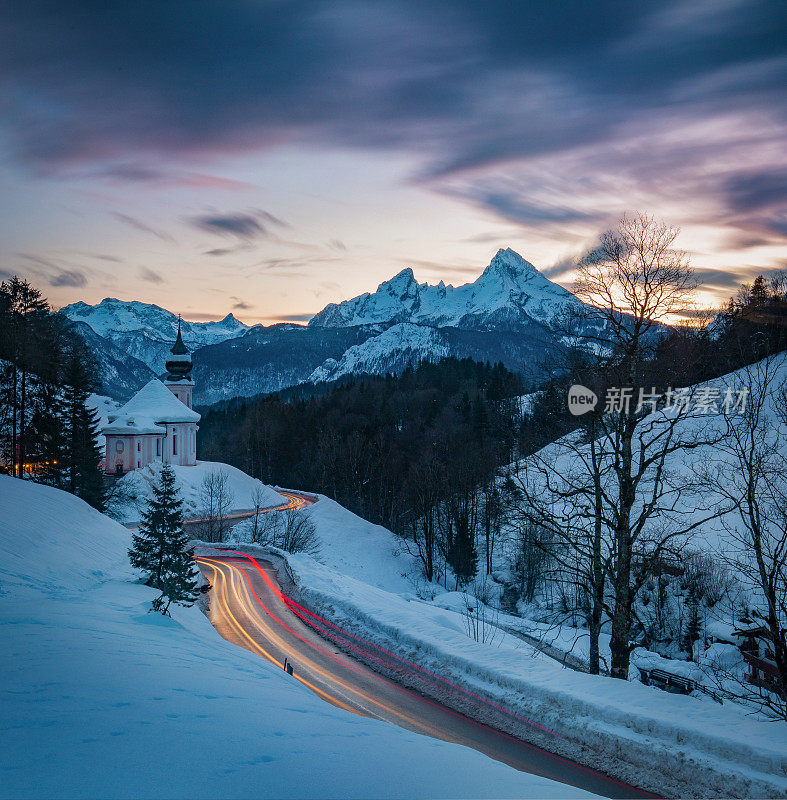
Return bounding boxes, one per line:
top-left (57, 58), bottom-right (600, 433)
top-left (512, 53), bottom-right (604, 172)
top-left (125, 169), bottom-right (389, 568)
top-left (195, 546), bottom-right (655, 799)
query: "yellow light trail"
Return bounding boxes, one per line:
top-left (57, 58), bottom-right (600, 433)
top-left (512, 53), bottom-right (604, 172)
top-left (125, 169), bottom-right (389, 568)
top-left (196, 555), bottom-right (446, 736)
top-left (199, 557), bottom-right (361, 715)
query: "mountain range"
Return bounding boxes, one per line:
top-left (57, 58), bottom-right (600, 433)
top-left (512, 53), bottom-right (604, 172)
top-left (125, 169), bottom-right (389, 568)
top-left (62, 249), bottom-right (597, 404)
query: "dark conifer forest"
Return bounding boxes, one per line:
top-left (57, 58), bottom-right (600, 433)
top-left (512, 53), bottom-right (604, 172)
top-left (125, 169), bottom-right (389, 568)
top-left (198, 359), bottom-right (528, 533)
top-left (0, 277), bottom-right (105, 510)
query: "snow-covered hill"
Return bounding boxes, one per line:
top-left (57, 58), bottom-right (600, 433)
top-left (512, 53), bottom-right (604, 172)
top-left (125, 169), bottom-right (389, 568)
top-left (310, 248), bottom-right (582, 330)
top-left (68, 319), bottom-right (156, 399)
top-left (61, 298), bottom-right (249, 371)
top-left (0, 475), bottom-right (589, 799)
top-left (112, 460), bottom-right (286, 524)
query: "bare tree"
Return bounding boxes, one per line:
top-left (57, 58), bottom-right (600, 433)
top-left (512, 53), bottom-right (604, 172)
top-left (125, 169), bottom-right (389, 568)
top-left (462, 577), bottom-right (502, 646)
top-left (399, 458), bottom-right (445, 582)
top-left (507, 214), bottom-right (727, 679)
top-left (250, 508), bottom-right (320, 555)
top-left (198, 470), bottom-right (235, 543)
top-left (480, 480), bottom-right (504, 575)
top-left (704, 354), bottom-right (787, 717)
top-left (248, 484), bottom-right (271, 543)
top-left (280, 509), bottom-right (320, 555)
top-left (504, 425), bottom-right (613, 675)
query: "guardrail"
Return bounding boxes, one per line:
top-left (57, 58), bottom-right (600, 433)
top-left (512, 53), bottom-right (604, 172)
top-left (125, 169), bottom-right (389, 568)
top-left (638, 666), bottom-right (723, 704)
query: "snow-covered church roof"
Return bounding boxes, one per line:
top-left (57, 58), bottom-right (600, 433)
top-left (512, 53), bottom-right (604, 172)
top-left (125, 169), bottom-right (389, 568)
top-left (103, 379), bottom-right (200, 435)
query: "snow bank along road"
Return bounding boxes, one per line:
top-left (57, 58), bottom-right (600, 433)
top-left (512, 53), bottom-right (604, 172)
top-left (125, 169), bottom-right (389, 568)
top-left (195, 543), bottom-right (654, 799)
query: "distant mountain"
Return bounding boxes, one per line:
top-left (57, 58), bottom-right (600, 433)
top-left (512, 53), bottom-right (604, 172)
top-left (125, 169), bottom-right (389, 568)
top-left (66, 249), bottom-right (615, 404)
top-left (310, 248), bottom-right (581, 331)
top-left (61, 298), bottom-right (249, 371)
top-left (190, 325), bottom-right (377, 404)
top-left (308, 323), bottom-right (449, 384)
top-left (65, 320), bottom-right (156, 400)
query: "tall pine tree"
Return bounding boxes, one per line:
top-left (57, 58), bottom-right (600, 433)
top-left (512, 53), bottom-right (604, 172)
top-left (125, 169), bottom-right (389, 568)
top-left (62, 345), bottom-right (105, 510)
top-left (129, 465), bottom-right (202, 615)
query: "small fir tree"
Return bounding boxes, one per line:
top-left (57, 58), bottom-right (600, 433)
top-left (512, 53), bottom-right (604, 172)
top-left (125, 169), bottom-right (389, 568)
top-left (683, 596), bottom-right (703, 661)
top-left (150, 533), bottom-right (202, 616)
top-left (129, 464), bottom-right (202, 614)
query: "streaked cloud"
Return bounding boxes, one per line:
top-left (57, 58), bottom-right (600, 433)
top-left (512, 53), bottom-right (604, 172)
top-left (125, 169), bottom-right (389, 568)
top-left (112, 213), bottom-right (175, 243)
top-left (190, 210), bottom-right (287, 239)
top-left (139, 267), bottom-right (164, 284)
top-left (50, 269), bottom-right (87, 288)
top-left (0, 0), bottom-right (784, 316)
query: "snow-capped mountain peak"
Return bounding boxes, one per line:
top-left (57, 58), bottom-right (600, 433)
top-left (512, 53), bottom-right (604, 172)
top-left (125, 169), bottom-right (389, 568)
top-left (60, 297), bottom-right (250, 373)
top-left (480, 247), bottom-right (539, 283)
top-left (309, 248), bottom-right (580, 330)
top-left (382, 267), bottom-right (417, 293)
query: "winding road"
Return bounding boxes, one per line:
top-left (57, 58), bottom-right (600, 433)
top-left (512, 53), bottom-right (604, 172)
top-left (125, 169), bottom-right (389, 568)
top-left (194, 494), bottom-right (655, 799)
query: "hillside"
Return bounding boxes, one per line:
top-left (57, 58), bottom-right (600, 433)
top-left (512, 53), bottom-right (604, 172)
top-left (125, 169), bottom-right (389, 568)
top-left (0, 475), bottom-right (585, 799)
top-left (68, 320), bottom-right (156, 399)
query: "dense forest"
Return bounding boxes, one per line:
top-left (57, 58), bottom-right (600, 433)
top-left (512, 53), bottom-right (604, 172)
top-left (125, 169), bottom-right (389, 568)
top-left (199, 359), bottom-right (532, 579)
top-left (0, 277), bottom-right (105, 509)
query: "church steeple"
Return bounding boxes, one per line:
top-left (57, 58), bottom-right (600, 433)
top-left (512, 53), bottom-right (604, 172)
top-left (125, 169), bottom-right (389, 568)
top-left (165, 315), bottom-right (193, 382)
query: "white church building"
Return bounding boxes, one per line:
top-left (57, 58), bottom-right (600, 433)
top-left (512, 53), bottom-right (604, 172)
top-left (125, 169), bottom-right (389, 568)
top-left (103, 322), bottom-right (200, 475)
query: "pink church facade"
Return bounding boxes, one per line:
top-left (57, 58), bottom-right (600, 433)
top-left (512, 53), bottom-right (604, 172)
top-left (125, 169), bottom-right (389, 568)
top-left (103, 323), bottom-right (200, 475)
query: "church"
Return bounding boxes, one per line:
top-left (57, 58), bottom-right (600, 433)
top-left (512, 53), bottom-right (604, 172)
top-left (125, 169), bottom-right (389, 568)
top-left (103, 322), bottom-right (200, 475)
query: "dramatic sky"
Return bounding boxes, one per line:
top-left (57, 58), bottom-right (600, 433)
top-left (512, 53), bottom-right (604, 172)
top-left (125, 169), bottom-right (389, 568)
top-left (1, 0), bottom-right (785, 323)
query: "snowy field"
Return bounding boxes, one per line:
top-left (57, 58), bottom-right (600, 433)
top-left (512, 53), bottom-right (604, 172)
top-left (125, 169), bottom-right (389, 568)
top-left (110, 459), bottom-right (286, 523)
top-left (0, 475), bottom-right (597, 799)
top-left (228, 492), bottom-right (787, 798)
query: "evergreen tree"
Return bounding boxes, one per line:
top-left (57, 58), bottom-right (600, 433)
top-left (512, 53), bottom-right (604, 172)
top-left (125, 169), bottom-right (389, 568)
top-left (128, 465), bottom-right (202, 615)
top-left (445, 514), bottom-right (478, 587)
top-left (683, 597), bottom-right (703, 661)
top-left (150, 531), bottom-right (202, 616)
top-left (62, 347), bottom-right (105, 510)
top-left (0, 277), bottom-right (50, 477)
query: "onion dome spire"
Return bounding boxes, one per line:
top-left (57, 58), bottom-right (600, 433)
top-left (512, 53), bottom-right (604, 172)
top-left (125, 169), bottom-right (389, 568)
top-left (165, 315), bottom-right (193, 381)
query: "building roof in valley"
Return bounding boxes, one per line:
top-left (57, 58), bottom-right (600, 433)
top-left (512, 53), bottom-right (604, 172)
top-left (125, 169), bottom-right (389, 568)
top-left (105, 379), bottom-right (200, 433)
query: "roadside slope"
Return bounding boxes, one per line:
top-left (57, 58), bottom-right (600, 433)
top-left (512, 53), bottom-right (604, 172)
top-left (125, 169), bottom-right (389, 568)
top-left (0, 476), bottom-right (594, 799)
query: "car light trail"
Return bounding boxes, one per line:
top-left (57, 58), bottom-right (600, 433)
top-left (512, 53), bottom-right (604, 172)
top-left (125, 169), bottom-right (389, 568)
top-left (199, 545), bottom-right (559, 738)
top-left (198, 555), bottom-right (456, 734)
top-left (194, 497), bottom-right (658, 799)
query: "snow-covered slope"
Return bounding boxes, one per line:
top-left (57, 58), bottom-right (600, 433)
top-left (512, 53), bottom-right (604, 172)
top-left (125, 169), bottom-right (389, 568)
top-left (113, 460), bottom-right (286, 524)
top-left (310, 248), bottom-right (582, 331)
top-left (61, 298), bottom-right (250, 371)
top-left (0, 476), bottom-right (590, 799)
top-left (68, 319), bottom-right (157, 399)
top-left (513, 353), bottom-right (787, 557)
top-left (308, 323), bottom-right (449, 383)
